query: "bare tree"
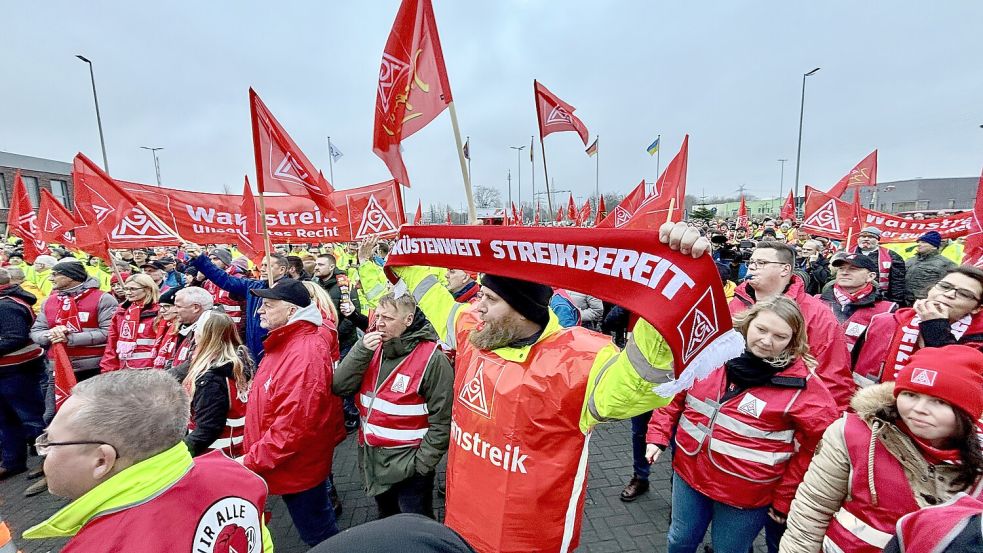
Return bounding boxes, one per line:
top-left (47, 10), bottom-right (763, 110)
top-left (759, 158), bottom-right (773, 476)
top-left (473, 185), bottom-right (502, 208)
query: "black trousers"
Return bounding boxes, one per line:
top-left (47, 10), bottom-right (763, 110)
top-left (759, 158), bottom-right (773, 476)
top-left (375, 471), bottom-right (435, 519)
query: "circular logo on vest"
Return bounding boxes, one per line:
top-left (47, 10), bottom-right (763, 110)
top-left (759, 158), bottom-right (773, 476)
top-left (192, 496), bottom-right (262, 553)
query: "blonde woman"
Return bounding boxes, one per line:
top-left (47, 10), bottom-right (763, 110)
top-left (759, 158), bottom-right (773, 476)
top-left (182, 312), bottom-right (254, 457)
top-left (100, 273), bottom-right (160, 371)
top-left (646, 297), bottom-right (839, 553)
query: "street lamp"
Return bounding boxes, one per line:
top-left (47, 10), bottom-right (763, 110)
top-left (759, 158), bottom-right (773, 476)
top-left (510, 145), bottom-right (526, 218)
top-left (793, 67), bottom-right (820, 216)
top-left (76, 55), bottom-right (110, 172)
top-left (140, 146), bottom-right (164, 187)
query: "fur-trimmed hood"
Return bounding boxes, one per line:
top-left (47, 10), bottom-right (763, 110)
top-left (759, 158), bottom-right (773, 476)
top-left (850, 382), bottom-right (899, 424)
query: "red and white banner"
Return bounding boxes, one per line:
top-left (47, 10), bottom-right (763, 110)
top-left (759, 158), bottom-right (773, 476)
top-left (779, 190), bottom-right (795, 220)
top-left (373, 0), bottom-right (453, 187)
top-left (800, 186), bottom-right (862, 240)
top-left (827, 149), bottom-right (878, 199)
top-left (534, 80), bottom-right (589, 145)
top-left (39, 188), bottom-right (77, 246)
top-left (736, 194), bottom-right (748, 229)
top-left (237, 177), bottom-right (263, 263)
top-left (387, 225), bottom-right (744, 392)
top-left (597, 179), bottom-right (646, 228)
top-left (9, 171), bottom-right (48, 262)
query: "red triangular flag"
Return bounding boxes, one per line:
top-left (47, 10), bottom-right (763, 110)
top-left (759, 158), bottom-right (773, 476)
top-left (566, 194), bottom-right (577, 222)
top-left (593, 195), bottom-right (607, 227)
top-left (827, 150), bottom-right (878, 199)
top-left (844, 190), bottom-right (865, 250)
top-left (534, 80), bottom-right (590, 146)
top-left (779, 189), bottom-right (796, 220)
top-left (554, 204), bottom-right (564, 223)
top-left (800, 186), bottom-right (855, 240)
top-left (446, 209), bottom-right (452, 225)
top-left (51, 342), bottom-right (77, 412)
top-left (578, 199), bottom-right (591, 227)
top-left (372, 0), bottom-right (453, 187)
top-left (961, 169), bottom-right (983, 267)
top-left (413, 200), bottom-right (423, 225)
top-left (597, 180), bottom-right (646, 228)
top-left (736, 195), bottom-right (748, 229)
top-left (533, 202), bottom-right (541, 225)
top-left (619, 135), bottom-right (689, 230)
top-left (236, 176), bottom-right (264, 266)
top-left (9, 171), bottom-right (48, 262)
top-left (39, 189), bottom-right (77, 246)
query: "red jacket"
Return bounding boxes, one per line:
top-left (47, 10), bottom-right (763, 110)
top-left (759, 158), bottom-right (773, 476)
top-left (730, 276), bottom-right (853, 410)
top-left (100, 301), bottom-right (160, 372)
top-left (647, 357), bottom-right (838, 512)
top-left (243, 304), bottom-right (345, 495)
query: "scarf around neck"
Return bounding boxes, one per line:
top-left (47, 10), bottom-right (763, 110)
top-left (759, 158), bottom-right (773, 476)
top-left (885, 308), bottom-right (972, 379)
top-left (724, 350), bottom-right (790, 389)
top-left (833, 283), bottom-right (875, 307)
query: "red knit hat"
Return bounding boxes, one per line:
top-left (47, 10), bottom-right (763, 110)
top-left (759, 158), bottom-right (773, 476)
top-left (894, 345), bottom-right (983, 419)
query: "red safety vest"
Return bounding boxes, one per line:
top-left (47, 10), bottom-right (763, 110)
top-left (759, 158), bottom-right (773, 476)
top-left (443, 311), bottom-right (611, 553)
top-left (43, 288), bottom-right (106, 361)
top-left (61, 451), bottom-right (268, 552)
top-left (204, 267), bottom-right (245, 325)
top-left (894, 493), bottom-right (983, 553)
top-left (669, 360), bottom-right (814, 509)
top-left (872, 247), bottom-right (893, 293)
top-left (107, 303), bottom-right (160, 370)
top-left (358, 340), bottom-right (438, 448)
top-left (189, 376), bottom-right (248, 458)
top-left (836, 299), bottom-right (897, 353)
top-left (171, 331), bottom-right (196, 369)
top-left (152, 321), bottom-right (179, 370)
top-left (0, 296), bottom-right (43, 367)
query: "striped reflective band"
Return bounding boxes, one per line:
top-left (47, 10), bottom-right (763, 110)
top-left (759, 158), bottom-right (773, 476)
top-left (444, 302), bottom-right (464, 349)
top-left (209, 435), bottom-right (245, 450)
top-left (359, 393), bottom-right (429, 416)
top-left (833, 508), bottom-right (892, 548)
top-left (853, 372), bottom-right (879, 388)
top-left (625, 338), bottom-right (673, 384)
top-left (226, 416), bottom-right (245, 428)
top-left (708, 440), bottom-right (792, 466)
top-left (412, 275), bottom-right (439, 302)
top-left (685, 395), bottom-right (794, 442)
top-left (362, 422), bottom-right (429, 441)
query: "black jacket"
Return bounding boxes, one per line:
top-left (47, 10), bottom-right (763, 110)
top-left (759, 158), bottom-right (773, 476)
top-left (857, 246), bottom-right (907, 304)
top-left (0, 284), bottom-right (39, 372)
top-left (796, 255), bottom-right (831, 296)
top-left (315, 268), bottom-right (364, 350)
top-left (184, 355), bottom-right (253, 456)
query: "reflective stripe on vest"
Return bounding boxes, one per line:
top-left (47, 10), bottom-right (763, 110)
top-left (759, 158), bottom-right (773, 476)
top-left (0, 341), bottom-right (44, 366)
top-left (44, 288), bottom-right (106, 359)
top-left (831, 508), bottom-right (893, 548)
top-left (206, 379), bottom-right (247, 458)
top-left (877, 248), bottom-right (892, 292)
top-left (358, 340), bottom-right (438, 448)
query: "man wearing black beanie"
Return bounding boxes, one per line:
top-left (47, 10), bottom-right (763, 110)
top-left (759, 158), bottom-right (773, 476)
top-left (388, 222), bottom-right (712, 553)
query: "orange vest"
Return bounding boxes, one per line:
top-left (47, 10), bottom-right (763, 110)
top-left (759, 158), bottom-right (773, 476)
top-left (358, 340), bottom-right (438, 448)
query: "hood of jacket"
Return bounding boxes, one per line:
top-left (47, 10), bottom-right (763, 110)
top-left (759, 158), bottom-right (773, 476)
top-left (851, 381), bottom-right (899, 424)
top-left (383, 307), bottom-right (439, 358)
top-left (0, 283), bottom-right (38, 306)
top-left (261, 302), bottom-right (324, 350)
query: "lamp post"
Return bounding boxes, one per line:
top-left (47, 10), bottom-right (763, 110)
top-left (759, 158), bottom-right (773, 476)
top-left (76, 55), bottom-right (110, 172)
top-left (793, 67), bottom-right (821, 216)
top-left (510, 145), bottom-right (525, 218)
top-left (777, 158), bottom-right (787, 215)
top-left (140, 146), bottom-right (164, 187)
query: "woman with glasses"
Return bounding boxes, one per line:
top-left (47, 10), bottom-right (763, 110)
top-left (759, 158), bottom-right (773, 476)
top-left (182, 312), bottom-right (253, 458)
top-left (152, 287), bottom-right (181, 370)
top-left (99, 274), bottom-right (161, 371)
top-left (853, 266), bottom-right (983, 387)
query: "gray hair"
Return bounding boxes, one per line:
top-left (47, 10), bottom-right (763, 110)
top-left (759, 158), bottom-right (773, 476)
top-left (377, 292), bottom-right (417, 315)
top-left (0, 267), bottom-right (10, 285)
top-left (34, 255), bottom-right (58, 269)
top-left (70, 370), bottom-right (190, 462)
top-left (176, 286), bottom-right (214, 310)
top-left (802, 240), bottom-right (823, 251)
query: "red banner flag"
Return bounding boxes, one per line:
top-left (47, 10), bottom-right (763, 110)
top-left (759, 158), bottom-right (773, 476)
top-left (446, 209), bottom-right (452, 225)
top-left (619, 135), bottom-right (690, 230)
top-left (566, 193), bottom-right (577, 223)
top-left (736, 195), bottom-right (748, 229)
top-left (827, 150), bottom-right (878, 199)
top-left (413, 200), bottom-right (423, 225)
top-left (38, 189), bottom-right (77, 246)
top-left (554, 204), bottom-right (564, 223)
top-left (51, 342), bottom-right (77, 411)
top-left (963, 170), bottom-right (983, 267)
top-left (800, 186), bottom-right (857, 239)
top-left (373, 0), bottom-right (453, 187)
top-left (236, 176), bottom-right (264, 265)
top-left (779, 190), bottom-right (795, 220)
top-left (597, 180), bottom-right (646, 228)
top-left (593, 195), bottom-right (607, 227)
top-left (533, 202), bottom-right (541, 225)
top-left (534, 80), bottom-right (589, 146)
top-left (578, 199), bottom-right (591, 227)
top-left (9, 171), bottom-right (47, 262)
top-left (249, 89), bottom-right (336, 216)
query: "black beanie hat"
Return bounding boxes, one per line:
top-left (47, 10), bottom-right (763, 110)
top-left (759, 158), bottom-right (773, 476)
top-left (51, 261), bottom-right (89, 283)
top-left (479, 274), bottom-right (552, 328)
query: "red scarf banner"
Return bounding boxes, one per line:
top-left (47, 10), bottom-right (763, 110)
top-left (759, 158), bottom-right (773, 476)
top-left (386, 225), bottom-right (745, 394)
top-left (883, 308), bottom-right (982, 381)
top-left (54, 288), bottom-right (96, 332)
top-left (50, 342), bottom-right (77, 411)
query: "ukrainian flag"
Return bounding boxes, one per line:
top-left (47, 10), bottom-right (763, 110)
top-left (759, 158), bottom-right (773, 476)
top-left (646, 137), bottom-right (660, 155)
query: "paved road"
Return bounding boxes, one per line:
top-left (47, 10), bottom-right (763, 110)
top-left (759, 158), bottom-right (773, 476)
top-left (1, 419), bottom-right (766, 552)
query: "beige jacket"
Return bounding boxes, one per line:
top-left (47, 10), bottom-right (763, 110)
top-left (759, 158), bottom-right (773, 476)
top-left (779, 383), bottom-right (972, 553)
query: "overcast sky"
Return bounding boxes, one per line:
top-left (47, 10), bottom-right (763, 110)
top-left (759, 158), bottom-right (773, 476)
top-left (3, 1), bottom-right (982, 211)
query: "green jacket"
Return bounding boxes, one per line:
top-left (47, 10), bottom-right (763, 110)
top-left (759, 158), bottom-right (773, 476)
top-left (393, 266), bottom-right (677, 434)
top-left (24, 443), bottom-right (274, 552)
top-left (333, 310), bottom-right (454, 496)
top-left (356, 261), bottom-right (389, 312)
top-left (904, 250), bottom-right (956, 304)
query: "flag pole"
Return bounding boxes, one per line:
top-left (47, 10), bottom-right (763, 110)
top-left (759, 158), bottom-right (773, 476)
top-left (655, 134), bottom-right (661, 196)
top-left (326, 136), bottom-right (336, 187)
top-left (529, 135), bottom-right (535, 215)
top-left (595, 135), bottom-right (600, 204)
top-left (255, 192), bottom-right (275, 287)
top-left (447, 102), bottom-right (476, 224)
top-left (845, 227), bottom-right (854, 252)
top-left (465, 135), bottom-right (471, 185)
top-left (540, 136), bottom-right (553, 218)
top-left (667, 197), bottom-right (676, 224)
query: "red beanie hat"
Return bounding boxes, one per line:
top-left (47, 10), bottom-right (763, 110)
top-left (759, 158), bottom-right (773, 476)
top-left (894, 345), bottom-right (983, 419)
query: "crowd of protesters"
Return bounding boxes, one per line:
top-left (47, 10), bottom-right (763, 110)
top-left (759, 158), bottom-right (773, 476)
top-left (0, 212), bottom-right (981, 552)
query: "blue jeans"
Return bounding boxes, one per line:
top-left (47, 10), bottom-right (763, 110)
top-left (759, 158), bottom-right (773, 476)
top-left (281, 479), bottom-right (340, 546)
top-left (630, 411), bottom-right (653, 480)
top-left (667, 472), bottom-right (769, 553)
top-left (0, 362), bottom-right (46, 471)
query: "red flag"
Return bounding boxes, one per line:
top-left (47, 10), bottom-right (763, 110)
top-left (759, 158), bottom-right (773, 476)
top-left (236, 176), bottom-right (264, 265)
top-left (534, 80), bottom-right (590, 146)
top-left (38, 189), bottom-right (77, 246)
top-left (962, 169), bottom-right (983, 267)
top-left (578, 199), bottom-right (591, 226)
top-left (827, 150), bottom-right (878, 198)
top-left (413, 200), bottom-right (423, 225)
top-left (51, 342), bottom-right (77, 411)
top-left (566, 194), bottom-right (578, 223)
top-left (844, 190), bottom-right (864, 250)
top-left (800, 186), bottom-right (855, 239)
top-left (617, 135), bottom-right (689, 230)
top-left (779, 190), bottom-right (795, 220)
top-left (446, 209), bottom-right (452, 225)
top-left (554, 204), bottom-right (564, 223)
top-left (593, 195), bottom-right (607, 227)
top-left (736, 195), bottom-right (748, 229)
top-left (72, 152), bottom-right (178, 259)
top-left (533, 202), bottom-right (541, 225)
top-left (249, 88), bottom-right (336, 215)
top-left (373, 0), bottom-right (453, 187)
top-left (511, 202), bottom-right (524, 226)
top-left (597, 179), bottom-right (646, 228)
top-left (9, 172), bottom-right (47, 262)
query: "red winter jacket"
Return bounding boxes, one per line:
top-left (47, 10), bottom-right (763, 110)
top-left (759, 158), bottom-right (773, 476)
top-left (242, 303), bottom-right (346, 495)
top-left (730, 275), bottom-right (853, 410)
top-left (100, 301), bottom-right (160, 372)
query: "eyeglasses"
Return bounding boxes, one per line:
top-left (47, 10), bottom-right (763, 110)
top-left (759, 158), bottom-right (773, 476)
top-left (747, 260), bottom-right (789, 270)
top-left (934, 281), bottom-right (982, 303)
top-left (123, 287), bottom-right (144, 292)
top-left (35, 431), bottom-right (116, 457)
